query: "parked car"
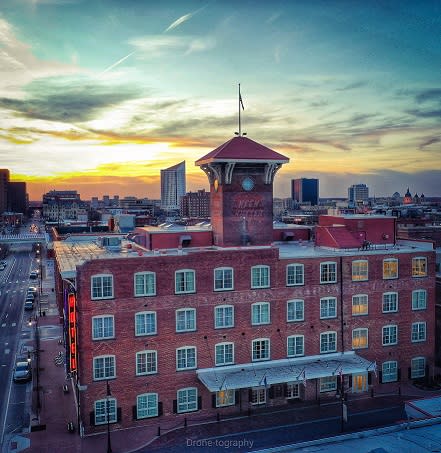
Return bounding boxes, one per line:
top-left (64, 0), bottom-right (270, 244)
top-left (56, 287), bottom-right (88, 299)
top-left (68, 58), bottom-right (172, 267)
top-left (28, 286), bottom-right (38, 295)
top-left (13, 360), bottom-right (32, 382)
top-left (29, 271), bottom-right (38, 280)
top-left (24, 301), bottom-right (34, 311)
top-left (25, 293), bottom-right (35, 302)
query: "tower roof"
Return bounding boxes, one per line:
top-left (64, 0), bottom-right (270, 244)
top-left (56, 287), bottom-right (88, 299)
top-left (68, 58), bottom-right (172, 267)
top-left (195, 136), bottom-right (289, 166)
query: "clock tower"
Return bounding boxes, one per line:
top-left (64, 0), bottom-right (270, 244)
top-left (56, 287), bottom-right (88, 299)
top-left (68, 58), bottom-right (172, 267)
top-left (196, 136), bottom-right (289, 247)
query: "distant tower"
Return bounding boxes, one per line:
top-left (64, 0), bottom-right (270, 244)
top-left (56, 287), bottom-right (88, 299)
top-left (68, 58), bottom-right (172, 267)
top-left (160, 161), bottom-right (186, 211)
top-left (0, 169), bottom-right (10, 214)
top-left (291, 178), bottom-right (319, 205)
top-left (348, 184), bottom-right (369, 205)
top-left (403, 187), bottom-right (413, 205)
top-left (196, 136), bottom-right (288, 246)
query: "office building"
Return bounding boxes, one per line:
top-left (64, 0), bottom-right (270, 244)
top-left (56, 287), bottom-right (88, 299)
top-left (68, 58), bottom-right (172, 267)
top-left (348, 184), bottom-right (369, 205)
top-left (160, 161), bottom-right (186, 211)
top-left (291, 178), bottom-right (319, 205)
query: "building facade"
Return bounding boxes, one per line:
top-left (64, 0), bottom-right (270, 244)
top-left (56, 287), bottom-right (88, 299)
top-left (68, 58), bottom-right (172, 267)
top-left (291, 178), bottom-right (319, 206)
top-left (160, 161), bottom-right (186, 211)
top-left (180, 189), bottom-right (210, 219)
top-left (54, 136), bottom-right (436, 438)
top-left (348, 184), bottom-right (369, 205)
top-left (42, 190), bottom-right (82, 222)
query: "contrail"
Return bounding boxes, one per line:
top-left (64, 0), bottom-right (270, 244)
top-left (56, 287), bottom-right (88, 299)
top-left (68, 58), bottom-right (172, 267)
top-left (97, 50), bottom-right (136, 77)
top-left (164, 5), bottom-right (208, 33)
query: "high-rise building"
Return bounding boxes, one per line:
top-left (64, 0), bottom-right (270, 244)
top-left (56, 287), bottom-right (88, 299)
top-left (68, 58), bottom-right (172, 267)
top-left (160, 161), bottom-right (186, 211)
top-left (8, 181), bottom-right (27, 214)
top-left (291, 178), bottom-right (319, 205)
top-left (348, 184), bottom-right (369, 204)
top-left (180, 189), bottom-right (210, 219)
top-left (0, 169), bottom-right (10, 214)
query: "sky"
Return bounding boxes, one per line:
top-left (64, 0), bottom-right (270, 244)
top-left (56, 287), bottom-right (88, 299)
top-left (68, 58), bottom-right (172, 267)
top-left (0, 0), bottom-right (440, 201)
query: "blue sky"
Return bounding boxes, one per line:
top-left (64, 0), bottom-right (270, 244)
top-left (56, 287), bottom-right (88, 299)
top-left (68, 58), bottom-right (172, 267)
top-left (0, 0), bottom-right (440, 200)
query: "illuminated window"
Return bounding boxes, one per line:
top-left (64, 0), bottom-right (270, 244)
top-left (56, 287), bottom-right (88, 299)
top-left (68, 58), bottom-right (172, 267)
top-left (383, 258), bottom-right (398, 279)
top-left (287, 299), bottom-right (304, 322)
top-left (287, 335), bottom-right (304, 357)
top-left (136, 350), bottom-right (157, 375)
top-left (412, 257), bottom-right (427, 277)
top-left (136, 393), bottom-right (158, 419)
top-left (411, 322), bottom-right (426, 342)
top-left (320, 331), bottom-right (337, 353)
top-left (382, 325), bottom-right (398, 346)
top-left (382, 292), bottom-right (398, 313)
top-left (175, 269), bottom-right (195, 294)
top-left (134, 272), bottom-right (156, 297)
top-left (352, 294), bottom-right (368, 316)
top-left (411, 357), bottom-right (425, 379)
top-left (216, 389), bottom-right (235, 407)
top-left (352, 328), bottom-right (368, 349)
top-left (252, 338), bottom-right (270, 361)
top-left (91, 274), bottom-right (113, 300)
top-left (412, 289), bottom-right (427, 310)
top-left (320, 262), bottom-right (337, 283)
top-left (286, 264), bottom-right (304, 286)
top-left (382, 361), bottom-right (398, 383)
top-left (214, 267), bottom-right (234, 291)
top-left (320, 297), bottom-right (337, 319)
top-left (352, 260), bottom-right (368, 281)
top-left (251, 265), bottom-right (270, 288)
top-left (252, 302), bottom-right (270, 325)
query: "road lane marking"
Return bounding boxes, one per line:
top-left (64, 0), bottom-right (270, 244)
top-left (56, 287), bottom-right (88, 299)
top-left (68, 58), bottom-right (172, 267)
top-left (1, 324), bottom-right (5, 327)
top-left (11, 323), bottom-right (16, 327)
top-left (4, 349), bottom-right (10, 354)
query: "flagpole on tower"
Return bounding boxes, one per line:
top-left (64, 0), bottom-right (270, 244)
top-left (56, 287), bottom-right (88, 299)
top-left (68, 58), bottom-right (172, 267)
top-left (236, 83), bottom-right (245, 137)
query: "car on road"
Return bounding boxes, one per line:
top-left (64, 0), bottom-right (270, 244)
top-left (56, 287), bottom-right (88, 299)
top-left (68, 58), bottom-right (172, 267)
top-left (24, 300), bottom-right (34, 311)
top-left (25, 293), bottom-right (35, 302)
top-left (13, 360), bottom-right (32, 383)
top-left (28, 286), bottom-right (37, 295)
top-left (29, 271), bottom-right (38, 279)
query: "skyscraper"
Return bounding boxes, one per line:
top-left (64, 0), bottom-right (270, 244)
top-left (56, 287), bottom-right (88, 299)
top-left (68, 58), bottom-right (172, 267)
top-left (160, 161), bottom-right (186, 211)
top-left (348, 183), bottom-right (369, 204)
top-left (0, 169), bottom-right (10, 214)
top-left (291, 178), bottom-right (319, 205)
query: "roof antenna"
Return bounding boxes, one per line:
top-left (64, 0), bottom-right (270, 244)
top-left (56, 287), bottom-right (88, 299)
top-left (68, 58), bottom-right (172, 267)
top-left (235, 83), bottom-right (247, 137)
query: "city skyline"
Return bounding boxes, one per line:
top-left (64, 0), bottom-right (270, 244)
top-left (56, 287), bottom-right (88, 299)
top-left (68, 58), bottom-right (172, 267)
top-left (0, 0), bottom-right (440, 200)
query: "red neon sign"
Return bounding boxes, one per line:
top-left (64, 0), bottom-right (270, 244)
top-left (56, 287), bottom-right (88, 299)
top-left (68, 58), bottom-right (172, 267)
top-left (67, 292), bottom-right (78, 372)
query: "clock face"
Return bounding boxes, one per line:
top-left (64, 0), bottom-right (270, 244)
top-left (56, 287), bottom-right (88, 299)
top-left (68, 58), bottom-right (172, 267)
top-left (213, 179), bottom-right (219, 192)
top-left (242, 177), bottom-right (254, 191)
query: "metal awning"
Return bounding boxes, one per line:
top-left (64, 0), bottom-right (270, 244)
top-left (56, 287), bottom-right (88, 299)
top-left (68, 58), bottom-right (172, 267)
top-left (197, 351), bottom-right (374, 392)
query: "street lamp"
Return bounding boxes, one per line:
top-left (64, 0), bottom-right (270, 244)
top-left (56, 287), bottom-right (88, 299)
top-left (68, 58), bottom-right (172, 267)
top-left (106, 380), bottom-right (112, 453)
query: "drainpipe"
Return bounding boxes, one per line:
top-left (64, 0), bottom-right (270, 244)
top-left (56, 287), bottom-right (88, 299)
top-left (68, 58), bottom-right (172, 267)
top-left (340, 256), bottom-right (345, 352)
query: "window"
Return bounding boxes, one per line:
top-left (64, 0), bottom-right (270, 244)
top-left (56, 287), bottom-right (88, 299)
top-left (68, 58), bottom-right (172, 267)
top-left (177, 388), bottom-right (198, 413)
top-left (216, 389), bottom-right (235, 407)
top-left (176, 308), bottom-right (196, 332)
top-left (412, 257), bottom-right (427, 277)
top-left (382, 361), bottom-right (398, 383)
top-left (352, 260), bottom-right (368, 281)
top-left (135, 312), bottom-right (157, 336)
top-left (352, 328), bottom-right (368, 349)
top-left (352, 373), bottom-right (368, 393)
top-left (214, 267), bottom-right (234, 291)
top-left (251, 302), bottom-right (270, 325)
top-left (287, 299), bottom-right (304, 322)
top-left (320, 262), bottom-right (337, 283)
top-left (286, 264), bottom-right (304, 286)
top-left (287, 335), bottom-right (304, 357)
top-left (320, 376), bottom-right (337, 392)
top-left (383, 258), bottom-right (398, 279)
top-left (92, 315), bottom-right (114, 340)
top-left (252, 339), bottom-right (270, 361)
top-left (91, 274), bottom-right (113, 300)
top-left (320, 332), bottom-right (337, 353)
top-left (93, 355), bottom-right (116, 380)
top-left (251, 388), bottom-right (266, 405)
top-left (382, 325), bottom-right (398, 346)
top-left (136, 350), bottom-right (157, 375)
top-left (411, 322), bottom-right (426, 342)
top-left (382, 292), bottom-right (398, 313)
top-left (412, 289), bottom-right (427, 310)
top-left (214, 305), bottom-right (234, 329)
top-left (286, 383), bottom-right (300, 399)
top-left (137, 393), bottom-right (158, 419)
top-left (352, 294), bottom-right (368, 316)
top-left (251, 265), bottom-right (270, 289)
top-left (175, 269), bottom-right (195, 294)
top-left (215, 342), bottom-right (234, 366)
top-left (411, 357), bottom-right (425, 379)
top-left (134, 272), bottom-right (156, 297)
top-left (176, 346), bottom-right (197, 370)
top-left (320, 297), bottom-right (337, 319)
top-left (94, 398), bottom-right (117, 425)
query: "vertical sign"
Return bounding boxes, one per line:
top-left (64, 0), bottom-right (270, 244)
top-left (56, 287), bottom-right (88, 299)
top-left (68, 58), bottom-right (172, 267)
top-left (68, 292), bottom-right (77, 372)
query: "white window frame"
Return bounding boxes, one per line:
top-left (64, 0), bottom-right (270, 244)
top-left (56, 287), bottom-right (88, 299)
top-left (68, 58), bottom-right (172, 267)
top-left (176, 308), bottom-right (196, 332)
top-left (252, 338), bottom-right (270, 362)
top-left (251, 387), bottom-right (266, 405)
top-left (352, 260), bottom-right (368, 281)
top-left (94, 398), bottom-right (117, 425)
top-left (135, 311), bottom-right (157, 336)
top-left (412, 257), bottom-right (427, 277)
top-left (287, 299), bottom-right (304, 322)
top-left (352, 328), bottom-right (368, 349)
top-left (92, 315), bottom-right (115, 340)
top-left (136, 350), bottom-right (157, 376)
top-left (176, 346), bottom-right (197, 370)
top-left (320, 376), bottom-right (337, 392)
top-left (412, 289), bottom-right (427, 310)
top-left (91, 274), bottom-right (114, 300)
top-left (251, 265), bottom-right (270, 289)
top-left (411, 322), bottom-right (427, 342)
top-left (216, 389), bottom-right (235, 407)
top-left (251, 302), bottom-right (270, 325)
top-left (134, 271), bottom-right (156, 297)
top-left (382, 325), bottom-right (398, 346)
top-left (214, 267), bottom-right (234, 291)
top-left (214, 305), bottom-right (234, 329)
top-left (286, 382), bottom-right (300, 399)
top-left (177, 387), bottom-right (198, 413)
top-left (411, 357), bottom-right (426, 379)
top-left (382, 292), bottom-right (398, 313)
top-left (320, 331), bottom-right (337, 354)
top-left (137, 393), bottom-right (158, 419)
top-left (215, 342), bottom-right (234, 366)
top-left (320, 297), bottom-right (337, 319)
top-left (352, 294), bottom-right (368, 316)
top-left (286, 263), bottom-right (304, 286)
top-left (93, 355), bottom-right (116, 381)
top-left (382, 361), bottom-right (398, 383)
top-left (383, 258), bottom-right (398, 280)
top-left (175, 269), bottom-right (196, 294)
top-left (320, 261), bottom-right (337, 284)
top-left (287, 335), bottom-right (304, 357)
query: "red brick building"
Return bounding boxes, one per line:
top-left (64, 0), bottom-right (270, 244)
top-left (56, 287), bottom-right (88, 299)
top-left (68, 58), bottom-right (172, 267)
top-left (54, 136), bottom-right (436, 437)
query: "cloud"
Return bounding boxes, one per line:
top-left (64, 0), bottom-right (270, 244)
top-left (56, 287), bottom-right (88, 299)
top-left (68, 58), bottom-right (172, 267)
top-left (336, 81), bottom-right (367, 92)
top-left (415, 88), bottom-right (441, 104)
top-left (419, 136), bottom-right (440, 150)
top-left (407, 108), bottom-right (441, 119)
